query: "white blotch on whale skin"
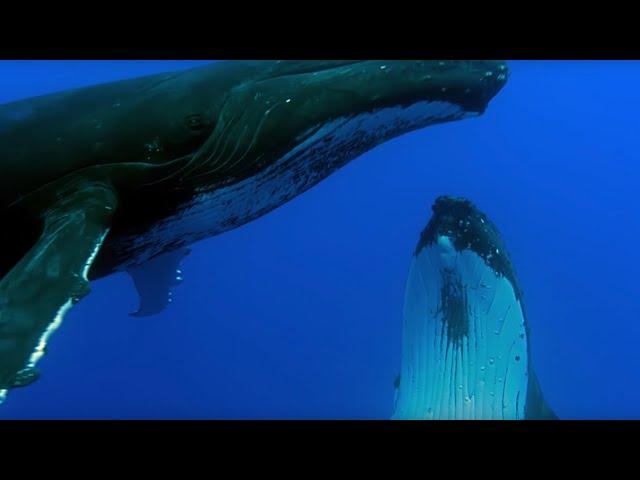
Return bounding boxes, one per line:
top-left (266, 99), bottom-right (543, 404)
top-left (27, 299), bottom-right (73, 369)
top-left (392, 240), bottom-right (529, 420)
top-left (115, 100), bottom-right (472, 267)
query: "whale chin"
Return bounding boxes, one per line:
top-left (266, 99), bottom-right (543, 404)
top-left (392, 197), bottom-right (555, 420)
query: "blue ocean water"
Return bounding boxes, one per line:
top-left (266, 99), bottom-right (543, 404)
top-left (0, 60), bottom-right (638, 419)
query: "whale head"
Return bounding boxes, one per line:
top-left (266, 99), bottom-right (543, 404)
top-left (178, 60), bottom-right (509, 186)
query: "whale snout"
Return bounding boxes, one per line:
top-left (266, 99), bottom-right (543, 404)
top-left (388, 60), bottom-right (509, 114)
top-left (456, 60), bottom-right (509, 112)
top-left (477, 60), bottom-right (509, 99)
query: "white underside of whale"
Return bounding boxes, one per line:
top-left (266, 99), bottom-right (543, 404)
top-left (392, 236), bottom-right (529, 420)
top-left (114, 100), bottom-right (472, 267)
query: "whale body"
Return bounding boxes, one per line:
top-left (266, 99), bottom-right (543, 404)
top-left (392, 197), bottom-right (556, 420)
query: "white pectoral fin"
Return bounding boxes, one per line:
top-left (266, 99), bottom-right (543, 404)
top-left (0, 180), bottom-right (117, 401)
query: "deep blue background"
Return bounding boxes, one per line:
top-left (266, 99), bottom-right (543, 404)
top-left (0, 61), bottom-right (638, 419)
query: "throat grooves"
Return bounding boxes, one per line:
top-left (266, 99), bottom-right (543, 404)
top-left (393, 246), bottom-right (529, 420)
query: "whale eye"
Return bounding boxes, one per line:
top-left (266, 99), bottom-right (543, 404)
top-left (185, 114), bottom-right (205, 132)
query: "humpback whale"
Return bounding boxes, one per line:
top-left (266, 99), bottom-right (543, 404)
top-left (392, 197), bottom-right (555, 420)
top-left (0, 60), bottom-right (508, 403)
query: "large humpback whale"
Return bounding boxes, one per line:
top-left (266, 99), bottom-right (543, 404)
top-left (392, 197), bottom-right (555, 420)
top-left (0, 60), bottom-right (507, 403)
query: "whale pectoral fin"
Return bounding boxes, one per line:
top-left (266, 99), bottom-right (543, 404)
top-left (126, 247), bottom-right (191, 318)
top-left (525, 368), bottom-right (558, 420)
top-left (0, 180), bottom-right (117, 398)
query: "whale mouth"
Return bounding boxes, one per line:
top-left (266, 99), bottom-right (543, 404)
top-left (393, 198), bottom-right (530, 420)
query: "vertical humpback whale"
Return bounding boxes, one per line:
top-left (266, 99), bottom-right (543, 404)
top-left (392, 197), bottom-right (556, 420)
